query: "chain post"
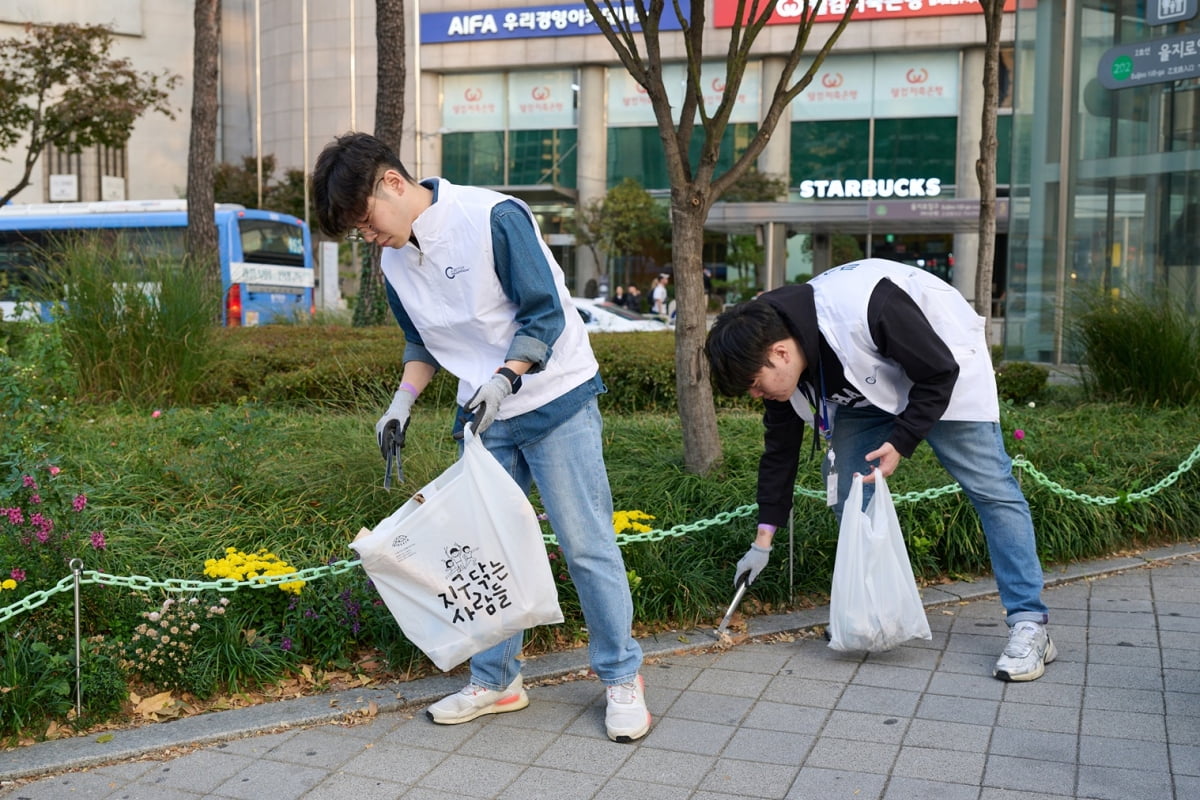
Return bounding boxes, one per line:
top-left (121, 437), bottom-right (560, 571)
top-left (70, 558), bottom-right (84, 720)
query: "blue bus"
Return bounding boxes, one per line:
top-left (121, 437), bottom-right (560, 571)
top-left (0, 199), bottom-right (315, 325)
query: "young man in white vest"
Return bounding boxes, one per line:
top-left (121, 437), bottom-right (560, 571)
top-left (311, 132), bottom-right (650, 742)
top-left (705, 259), bottom-right (1055, 682)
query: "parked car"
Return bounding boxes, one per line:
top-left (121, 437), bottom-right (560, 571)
top-left (571, 297), bottom-right (671, 333)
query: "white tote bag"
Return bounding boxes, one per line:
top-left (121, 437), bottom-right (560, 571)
top-left (349, 427), bottom-right (563, 671)
top-left (827, 469), bottom-right (932, 653)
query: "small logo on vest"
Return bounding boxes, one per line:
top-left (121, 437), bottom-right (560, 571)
top-left (444, 265), bottom-right (470, 279)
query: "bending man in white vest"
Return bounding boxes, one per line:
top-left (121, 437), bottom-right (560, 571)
top-left (311, 132), bottom-right (650, 741)
top-left (705, 258), bottom-right (1054, 682)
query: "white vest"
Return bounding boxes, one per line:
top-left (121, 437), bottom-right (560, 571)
top-left (380, 181), bottom-right (598, 417)
top-left (802, 259), bottom-right (999, 423)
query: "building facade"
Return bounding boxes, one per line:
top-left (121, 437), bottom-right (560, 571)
top-left (7, 2), bottom-right (1193, 364)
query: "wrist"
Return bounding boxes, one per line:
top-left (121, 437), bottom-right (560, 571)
top-left (495, 366), bottom-right (523, 394)
top-left (755, 524), bottom-right (776, 549)
top-left (398, 381), bottom-right (420, 399)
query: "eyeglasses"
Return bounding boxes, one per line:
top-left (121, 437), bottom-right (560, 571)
top-left (345, 177), bottom-right (385, 242)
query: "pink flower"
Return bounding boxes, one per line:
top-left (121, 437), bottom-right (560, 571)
top-left (10, 568), bottom-right (25, 582)
top-left (151, 410), bottom-right (162, 418)
top-left (29, 494), bottom-right (42, 505)
top-left (1014, 429), bottom-right (1025, 440)
top-left (72, 494), bottom-right (87, 512)
top-left (47, 466), bottom-right (61, 476)
top-left (90, 531), bottom-right (107, 550)
top-left (21, 475), bottom-right (36, 489)
top-left (2, 507), bottom-right (23, 525)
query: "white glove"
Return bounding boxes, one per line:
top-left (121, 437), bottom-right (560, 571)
top-left (375, 387), bottom-right (414, 460)
top-left (464, 373), bottom-right (514, 434)
top-left (735, 542), bottom-right (772, 586)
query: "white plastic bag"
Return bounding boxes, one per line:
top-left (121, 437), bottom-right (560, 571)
top-left (349, 427), bottom-right (563, 671)
top-left (827, 469), bottom-right (932, 652)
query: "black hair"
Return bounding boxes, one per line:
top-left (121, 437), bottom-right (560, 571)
top-left (704, 298), bottom-right (792, 396)
top-left (310, 132), bottom-right (414, 238)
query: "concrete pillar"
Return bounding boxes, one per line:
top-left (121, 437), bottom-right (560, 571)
top-left (759, 57), bottom-right (792, 289)
top-left (574, 65), bottom-right (608, 296)
top-left (954, 47), bottom-right (985, 306)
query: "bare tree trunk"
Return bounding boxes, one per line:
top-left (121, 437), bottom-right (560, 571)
top-left (186, 0), bottom-right (222, 316)
top-left (975, 0), bottom-right (1006, 331)
top-left (353, 0), bottom-right (407, 327)
top-left (672, 201), bottom-right (722, 473)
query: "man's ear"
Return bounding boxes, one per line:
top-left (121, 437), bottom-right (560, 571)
top-left (768, 339), bottom-right (791, 364)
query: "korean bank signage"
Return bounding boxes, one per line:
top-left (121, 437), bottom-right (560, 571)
top-left (422, 3), bottom-right (684, 42)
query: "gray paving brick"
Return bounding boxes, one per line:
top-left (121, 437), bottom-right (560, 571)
top-left (1078, 734), bottom-right (1169, 772)
top-left (307, 771), bottom-right (412, 800)
top-left (454, 722), bottom-right (560, 763)
top-left (638, 716), bottom-right (735, 755)
top-left (134, 749), bottom-right (255, 793)
top-left (688, 666), bottom-right (774, 697)
top-left (982, 754), bottom-right (1077, 796)
top-left (902, 718), bottom-right (991, 752)
top-left (835, 684), bottom-right (921, 717)
top-left (761, 674), bottom-right (844, 709)
top-left (1170, 741), bottom-right (1200, 776)
top-left (916, 693), bottom-right (999, 726)
top-left (700, 757), bottom-right (800, 798)
top-left (1167, 712), bottom-right (1200, 745)
top-left (210, 758), bottom-right (328, 800)
top-left (988, 725), bottom-right (1078, 763)
top-left (995, 700), bottom-right (1081, 735)
top-left (412, 754), bottom-right (524, 797)
top-left (667, 689), bottom-right (754, 725)
top-left (596, 776), bottom-right (691, 800)
top-left (612, 748), bottom-right (715, 789)
top-left (338, 741), bottom-right (446, 783)
top-left (804, 737), bottom-right (899, 774)
top-left (642, 660), bottom-right (704, 690)
top-left (819, 710), bottom-right (908, 744)
top-left (1080, 708), bottom-right (1166, 742)
top-left (926, 669), bottom-right (1006, 701)
top-left (721, 726), bottom-right (814, 765)
top-left (1076, 763), bottom-right (1175, 800)
top-left (891, 744), bottom-right (985, 783)
top-left (1086, 642), bottom-right (1163, 667)
top-left (496, 765), bottom-right (605, 799)
top-left (883, 775), bottom-right (981, 800)
top-left (785, 766), bottom-right (886, 799)
top-left (710, 644), bottom-right (795, 674)
top-left (1082, 684), bottom-right (1163, 713)
top-left (1001, 676), bottom-right (1083, 708)
top-left (739, 700), bottom-right (829, 734)
top-left (1085, 662), bottom-right (1165, 690)
top-left (532, 732), bottom-right (634, 776)
top-left (850, 662), bottom-right (932, 693)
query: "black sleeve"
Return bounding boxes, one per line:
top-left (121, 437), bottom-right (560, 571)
top-left (756, 399), bottom-right (806, 527)
top-left (867, 279), bottom-right (960, 457)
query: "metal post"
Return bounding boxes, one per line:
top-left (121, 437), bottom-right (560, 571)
top-left (70, 558), bottom-right (83, 719)
top-left (788, 512), bottom-right (795, 597)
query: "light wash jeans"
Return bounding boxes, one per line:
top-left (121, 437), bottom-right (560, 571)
top-left (466, 397), bottom-right (643, 690)
top-left (826, 406), bottom-right (1048, 625)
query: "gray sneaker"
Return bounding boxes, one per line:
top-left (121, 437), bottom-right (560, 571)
top-left (993, 621), bottom-right (1057, 682)
top-left (426, 675), bottom-right (529, 724)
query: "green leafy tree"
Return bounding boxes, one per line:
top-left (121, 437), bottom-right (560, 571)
top-left (213, 155), bottom-right (306, 220)
top-left (0, 23), bottom-right (181, 206)
top-left (583, 0), bottom-right (855, 474)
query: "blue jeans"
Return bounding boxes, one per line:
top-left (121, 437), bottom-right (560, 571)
top-left (826, 406), bottom-right (1048, 626)
top-left (467, 397), bottom-right (643, 690)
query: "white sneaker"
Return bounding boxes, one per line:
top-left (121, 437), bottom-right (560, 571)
top-left (993, 621), bottom-right (1058, 682)
top-left (426, 675), bottom-right (529, 724)
top-left (605, 675), bottom-right (651, 743)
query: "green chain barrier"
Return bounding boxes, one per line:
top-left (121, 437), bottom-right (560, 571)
top-left (5, 441), bottom-right (1200, 626)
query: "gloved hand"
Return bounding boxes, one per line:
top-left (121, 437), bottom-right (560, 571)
top-left (735, 542), bottom-right (772, 587)
top-left (375, 386), bottom-right (415, 460)
top-left (464, 373), bottom-right (513, 434)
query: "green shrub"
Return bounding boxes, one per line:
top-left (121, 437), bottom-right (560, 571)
top-left (1069, 288), bottom-right (1200, 406)
top-left (995, 361), bottom-right (1049, 403)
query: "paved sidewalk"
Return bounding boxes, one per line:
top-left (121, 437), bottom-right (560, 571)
top-left (1, 543), bottom-right (1198, 800)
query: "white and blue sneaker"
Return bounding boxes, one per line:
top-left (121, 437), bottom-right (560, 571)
top-left (994, 621), bottom-right (1057, 682)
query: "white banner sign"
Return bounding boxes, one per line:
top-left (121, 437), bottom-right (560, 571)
top-left (792, 54), bottom-right (875, 121)
top-left (872, 51), bottom-right (960, 118)
top-left (507, 71), bottom-right (577, 130)
top-left (442, 73), bottom-right (507, 131)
